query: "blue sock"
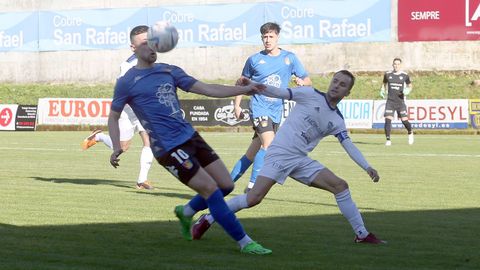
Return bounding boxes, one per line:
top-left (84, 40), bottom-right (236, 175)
top-left (230, 155), bottom-right (253, 182)
top-left (188, 187), bottom-right (233, 212)
top-left (250, 148), bottom-right (266, 184)
top-left (206, 189), bottom-right (246, 241)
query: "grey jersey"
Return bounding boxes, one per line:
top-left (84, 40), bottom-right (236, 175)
top-left (270, 86), bottom-right (348, 156)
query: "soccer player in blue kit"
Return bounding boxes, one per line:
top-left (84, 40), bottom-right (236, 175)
top-left (108, 25), bottom-right (271, 255)
top-left (230, 22), bottom-right (312, 191)
top-left (192, 70), bottom-right (386, 245)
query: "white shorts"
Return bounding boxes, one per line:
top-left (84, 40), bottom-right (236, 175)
top-left (258, 149), bottom-right (325, 186)
top-left (119, 105), bottom-right (145, 142)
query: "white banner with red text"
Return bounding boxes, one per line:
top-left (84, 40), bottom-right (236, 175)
top-left (37, 98), bottom-right (112, 125)
top-left (36, 98), bottom-right (471, 129)
top-left (372, 99), bottom-right (469, 129)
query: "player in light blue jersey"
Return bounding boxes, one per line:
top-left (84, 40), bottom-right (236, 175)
top-left (192, 71), bottom-right (386, 245)
top-left (108, 25), bottom-right (271, 255)
top-left (231, 22), bottom-right (311, 193)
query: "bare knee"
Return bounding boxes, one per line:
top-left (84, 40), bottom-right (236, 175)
top-left (246, 190), bottom-right (264, 207)
top-left (333, 179), bottom-right (349, 194)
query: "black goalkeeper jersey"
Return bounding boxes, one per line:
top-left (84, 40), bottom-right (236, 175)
top-left (383, 71), bottom-right (411, 103)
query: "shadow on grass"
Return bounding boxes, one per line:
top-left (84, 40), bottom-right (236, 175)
top-left (31, 176), bottom-right (132, 189)
top-left (30, 176), bottom-right (195, 200)
top-left (0, 208), bottom-right (477, 270)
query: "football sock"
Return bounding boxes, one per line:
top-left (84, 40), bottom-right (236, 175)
top-left (384, 118), bottom-right (392, 140)
top-left (402, 120), bottom-right (412, 133)
top-left (238, 235), bottom-right (254, 249)
top-left (335, 189), bottom-right (369, 239)
top-left (96, 133), bottom-right (113, 149)
top-left (230, 155), bottom-right (253, 182)
top-left (227, 194), bottom-right (249, 213)
top-left (207, 189), bottom-right (246, 242)
top-left (182, 204), bottom-right (196, 217)
top-left (137, 147), bottom-right (153, 184)
top-left (187, 187), bottom-right (233, 213)
top-left (249, 148), bottom-right (266, 185)
top-left (204, 193), bottom-right (249, 225)
top-left (205, 213), bottom-right (215, 224)
top-left (204, 193), bottom-right (248, 225)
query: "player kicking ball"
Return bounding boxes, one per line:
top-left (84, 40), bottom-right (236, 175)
top-left (192, 70), bottom-right (386, 245)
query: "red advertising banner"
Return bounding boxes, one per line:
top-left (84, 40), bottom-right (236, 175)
top-left (398, 0), bottom-right (480, 41)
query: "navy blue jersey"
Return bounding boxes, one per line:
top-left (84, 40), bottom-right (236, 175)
top-left (242, 49), bottom-right (308, 123)
top-left (112, 63), bottom-right (198, 157)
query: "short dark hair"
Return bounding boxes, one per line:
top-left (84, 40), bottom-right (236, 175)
top-left (130, 25), bottom-right (149, 43)
top-left (334, 70), bottom-right (355, 90)
top-left (260, 22), bottom-right (281, 35)
top-left (393, 57), bottom-right (402, 63)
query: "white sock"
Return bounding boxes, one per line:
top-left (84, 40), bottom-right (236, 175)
top-left (335, 189), bottom-right (369, 239)
top-left (227, 194), bottom-right (249, 213)
top-left (95, 133), bottom-right (113, 149)
top-left (238, 235), bottom-right (253, 249)
top-left (183, 204), bottom-right (196, 217)
top-left (205, 194), bottom-right (249, 225)
top-left (137, 147), bottom-right (153, 184)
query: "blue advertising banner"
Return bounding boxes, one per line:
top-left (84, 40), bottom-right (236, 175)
top-left (0, 12), bottom-right (38, 51)
top-left (2, 0), bottom-right (390, 51)
top-left (38, 8), bottom-right (147, 51)
top-left (147, 3), bottom-right (265, 47)
top-left (265, 0), bottom-right (391, 43)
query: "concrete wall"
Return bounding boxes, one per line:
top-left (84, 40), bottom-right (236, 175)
top-left (0, 0), bottom-right (479, 83)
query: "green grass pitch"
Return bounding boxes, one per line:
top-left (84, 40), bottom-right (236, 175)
top-left (0, 131), bottom-right (478, 270)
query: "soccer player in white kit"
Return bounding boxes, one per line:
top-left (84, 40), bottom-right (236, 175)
top-left (81, 53), bottom-right (155, 190)
top-left (192, 70), bottom-right (386, 244)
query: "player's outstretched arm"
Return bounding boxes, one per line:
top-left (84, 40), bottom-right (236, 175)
top-left (339, 137), bottom-right (379, 182)
top-left (108, 109), bottom-right (123, 168)
top-left (189, 81), bottom-right (262, 98)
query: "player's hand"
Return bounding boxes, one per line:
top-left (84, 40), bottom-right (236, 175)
top-left (235, 77), bottom-right (250, 86)
top-left (236, 77), bottom-right (265, 94)
top-left (294, 77), bottom-right (305, 86)
top-left (110, 149), bottom-right (124, 168)
top-left (403, 87), bottom-right (412, 95)
top-left (379, 88), bottom-right (386, 99)
top-left (366, 167), bottom-right (380, 182)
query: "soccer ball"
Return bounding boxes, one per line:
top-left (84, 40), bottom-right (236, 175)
top-left (147, 21), bottom-right (179, 53)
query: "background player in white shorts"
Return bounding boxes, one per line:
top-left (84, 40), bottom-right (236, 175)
top-left (192, 71), bottom-right (386, 245)
top-left (81, 54), bottom-right (154, 190)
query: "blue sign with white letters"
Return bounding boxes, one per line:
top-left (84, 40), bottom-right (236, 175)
top-left (0, 0), bottom-right (390, 51)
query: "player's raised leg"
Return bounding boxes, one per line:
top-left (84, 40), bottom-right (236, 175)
top-left (310, 168), bottom-right (386, 244)
top-left (180, 165), bottom-right (272, 254)
top-left (192, 175), bottom-right (276, 240)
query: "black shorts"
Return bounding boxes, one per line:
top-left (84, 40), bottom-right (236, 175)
top-left (251, 116), bottom-right (279, 139)
top-left (384, 101), bottom-right (408, 118)
top-left (156, 132), bottom-right (219, 184)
